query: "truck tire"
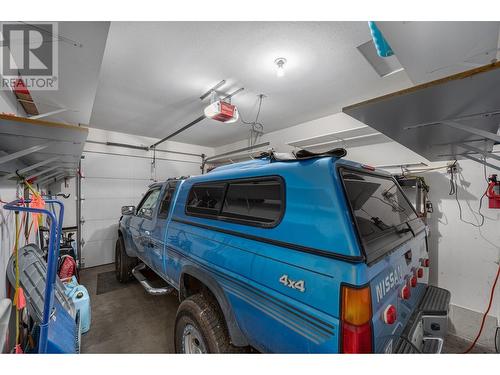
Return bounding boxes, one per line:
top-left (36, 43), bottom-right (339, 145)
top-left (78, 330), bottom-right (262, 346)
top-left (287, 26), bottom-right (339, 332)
top-left (174, 294), bottom-right (240, 353)
top-left (115, 237), bottom-right (136, 283)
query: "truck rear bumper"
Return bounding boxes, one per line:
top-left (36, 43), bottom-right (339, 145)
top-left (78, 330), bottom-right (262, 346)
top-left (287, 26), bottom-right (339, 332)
top-left (394, 285), bottom-right (451, 354)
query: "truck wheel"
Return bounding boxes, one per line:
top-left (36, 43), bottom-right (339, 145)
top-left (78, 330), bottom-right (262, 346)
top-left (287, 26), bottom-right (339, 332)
top-left (174, 294), bottom-right (237, 353)
top-left (115, 237), bottom-right (136, 283)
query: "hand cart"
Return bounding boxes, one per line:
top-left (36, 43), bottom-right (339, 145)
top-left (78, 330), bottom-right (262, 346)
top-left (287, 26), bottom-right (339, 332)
top-left (3, 199), bottom-right (79, 354)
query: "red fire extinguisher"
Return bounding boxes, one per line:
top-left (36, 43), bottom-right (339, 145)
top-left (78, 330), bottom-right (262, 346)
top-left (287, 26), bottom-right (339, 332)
top-left (487, 174), bottom-right (500, 209)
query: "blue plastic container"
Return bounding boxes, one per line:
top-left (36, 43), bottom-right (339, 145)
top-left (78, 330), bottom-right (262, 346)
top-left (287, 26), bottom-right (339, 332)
top-left (65, 277), bottom-right (91, 334)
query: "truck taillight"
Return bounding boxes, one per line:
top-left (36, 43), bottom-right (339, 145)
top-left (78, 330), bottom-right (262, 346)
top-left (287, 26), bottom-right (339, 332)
top-left (400, 283), bottom-right (411, 300)
top-left (340, 285), bottom-right (373, 353)
top-left (410, 275), bottom-right (417, 288)
top-left (422, 258), bottom-right (430, 267)
top-left (341, 321), bottom-right (372, 353)
top-left (417, 268), bottom-right (424, 278)
top-left (382, 304), bottom-right (397, 325)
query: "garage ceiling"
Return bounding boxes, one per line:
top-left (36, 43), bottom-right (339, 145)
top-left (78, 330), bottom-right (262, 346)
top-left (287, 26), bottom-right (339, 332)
top-left (88, 22), bottom-right (413, 147)
top-left (378, 21), bottom-right (500, 84)
top-left (10, 21), bottom-right (500, 149)
top-left (2, 22), bottom-right (111, 125)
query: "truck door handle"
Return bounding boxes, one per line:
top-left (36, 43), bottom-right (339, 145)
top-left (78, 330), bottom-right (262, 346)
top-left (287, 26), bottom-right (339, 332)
top-left (140, 238), bottom-right (153, 248)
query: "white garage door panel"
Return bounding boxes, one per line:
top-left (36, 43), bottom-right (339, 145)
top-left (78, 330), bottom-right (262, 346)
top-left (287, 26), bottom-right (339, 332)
top-left (83, 219), bottom-right (118, 242)
top-left (154, 160), bottom-right (200, 180)
top-left (83, 197), bottom-right (143, 221)
top-left (80, 149), bottom-right (203, 268)
top-left (82, 239), bottom-right (116, 268)
top-left (84, 152), bottom-right (153, 179)
top-left (82, 178), bottom-right (149, 199)
top-left (84, 152), bottom-right (199, 180)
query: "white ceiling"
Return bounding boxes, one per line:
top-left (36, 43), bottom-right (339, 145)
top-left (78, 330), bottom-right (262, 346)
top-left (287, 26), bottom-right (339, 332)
top-left (378, 21), bottom-right (500, 84)
top-left (28, 22), bottom-right (110, 125)
top-left (88, 22), bottom-right (413, 147)
top-left (17, 21), bottom-right (500, 148)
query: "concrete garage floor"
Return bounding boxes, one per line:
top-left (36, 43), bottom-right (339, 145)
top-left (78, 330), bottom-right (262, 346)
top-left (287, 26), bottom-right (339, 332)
top-left (80, 263), bottom-right (178, 353)
top-left (80, 264), bottom-right (494, 354)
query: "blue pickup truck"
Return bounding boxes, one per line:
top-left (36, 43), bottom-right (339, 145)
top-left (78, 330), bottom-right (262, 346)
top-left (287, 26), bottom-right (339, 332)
top-left (116, 150), bottom-right (450, 354)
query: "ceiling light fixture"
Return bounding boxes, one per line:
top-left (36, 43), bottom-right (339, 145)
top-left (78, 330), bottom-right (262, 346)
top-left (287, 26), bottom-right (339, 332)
top-left (274, 57), bottom-right (287, 78)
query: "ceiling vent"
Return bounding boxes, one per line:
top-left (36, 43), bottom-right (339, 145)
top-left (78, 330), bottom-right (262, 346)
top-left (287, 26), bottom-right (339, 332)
top-left (357, 40), bottom-right (404, 77)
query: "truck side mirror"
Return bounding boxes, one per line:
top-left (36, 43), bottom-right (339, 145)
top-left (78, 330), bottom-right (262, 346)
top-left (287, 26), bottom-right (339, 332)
top-left (121, 205), bottom-right (135, 215)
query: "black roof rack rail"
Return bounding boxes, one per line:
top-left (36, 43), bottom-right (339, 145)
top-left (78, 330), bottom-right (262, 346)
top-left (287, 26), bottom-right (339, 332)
top-left (258, 148), bottom-right (347, 162)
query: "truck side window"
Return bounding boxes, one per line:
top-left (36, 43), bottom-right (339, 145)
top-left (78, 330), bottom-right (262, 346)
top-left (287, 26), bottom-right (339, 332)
top-left (221, 179), bottom-right (283, 225)
top-left (186, 183), bottom-right (226, 216)
top-left (185, 177), bottom-right (284, 227)
top-left (158, 187), bottom-right (176, 219)
top-left (137, 188), bottom-right (161, 218)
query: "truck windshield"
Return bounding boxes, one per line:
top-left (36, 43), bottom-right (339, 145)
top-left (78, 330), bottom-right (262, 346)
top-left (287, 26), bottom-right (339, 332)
top-left (340, 168), bottom-right (425, 263)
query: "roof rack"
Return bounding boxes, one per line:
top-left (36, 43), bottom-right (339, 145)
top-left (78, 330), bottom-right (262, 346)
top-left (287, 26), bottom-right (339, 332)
top-left (204, 147), bottom-right (348, 173)
top-left (259, 148), bottom-right (348, 162)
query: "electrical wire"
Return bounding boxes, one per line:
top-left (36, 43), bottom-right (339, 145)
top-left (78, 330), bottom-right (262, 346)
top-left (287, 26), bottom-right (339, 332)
top-left (482, 155), bottom-right (489, 183)
top-left (448, 160), bottom-right (487, 228)
top-left (240, 95), bottom-right (263, 127)
top-left (453, 183), bottom-right (488, 228)
top-left (240, 95), bottom-right (265, 148)
top-left (464, 261), bottom-right (500, 353)
top-left (447, 160), bottom-right (458, 195)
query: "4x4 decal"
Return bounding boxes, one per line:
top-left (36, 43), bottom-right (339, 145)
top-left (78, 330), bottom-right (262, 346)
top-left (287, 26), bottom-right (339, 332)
top-left (279, 274), bottom-right (305, 293)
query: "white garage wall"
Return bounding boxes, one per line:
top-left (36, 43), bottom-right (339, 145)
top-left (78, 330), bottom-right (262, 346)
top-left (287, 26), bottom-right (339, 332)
top-left (0, 182), bottom-right (18, 301)
top-left (418, 158), bottom-right (500, 348)
top-left (214, 112), bottom-right (500, 348)
top-left (0, 89), bottom-right (25, 300)
top-left (78, 128), bottom-right (214, 268)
